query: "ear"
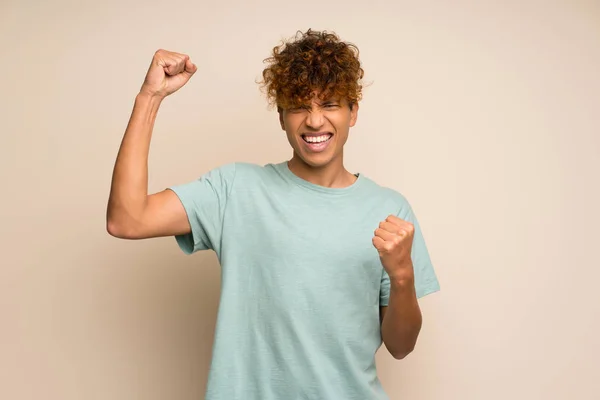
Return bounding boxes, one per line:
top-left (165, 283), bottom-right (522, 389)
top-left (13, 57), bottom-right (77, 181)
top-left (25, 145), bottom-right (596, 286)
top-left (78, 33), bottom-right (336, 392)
top-left (278, 108), bottom-right (285, 130)
top-left (349, 102), bottom-right (359, 127)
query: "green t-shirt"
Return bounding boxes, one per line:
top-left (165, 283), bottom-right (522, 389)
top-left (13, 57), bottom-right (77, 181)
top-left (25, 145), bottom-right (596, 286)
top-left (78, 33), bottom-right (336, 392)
top-left (169, 161), bottom-right (440, 400)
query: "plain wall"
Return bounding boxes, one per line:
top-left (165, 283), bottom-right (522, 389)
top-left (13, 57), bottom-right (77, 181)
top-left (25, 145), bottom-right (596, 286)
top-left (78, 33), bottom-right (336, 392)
top-left (1, 0), bottom-right (599, 399)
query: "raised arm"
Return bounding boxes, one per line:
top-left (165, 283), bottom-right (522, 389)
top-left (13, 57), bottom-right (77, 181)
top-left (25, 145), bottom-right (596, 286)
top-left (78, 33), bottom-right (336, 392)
top-left (106, 50), bottom-right (197, 240)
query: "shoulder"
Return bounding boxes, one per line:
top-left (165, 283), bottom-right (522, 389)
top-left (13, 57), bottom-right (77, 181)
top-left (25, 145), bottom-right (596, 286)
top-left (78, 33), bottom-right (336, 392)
top-left (199, 161), bottom-right (264, 179)
top-left (226, 161), bottom-right (282, 181)
top-left (358, 174), bottom-right (414, 218)
top-left (203, 161), bottom-right (284, 188)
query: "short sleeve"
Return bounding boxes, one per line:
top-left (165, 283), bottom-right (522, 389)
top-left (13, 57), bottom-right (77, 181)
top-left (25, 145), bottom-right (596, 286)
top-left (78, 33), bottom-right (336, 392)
top-left (380, 202), bottom-right (440, 305)
top-left (167, 163), bottom-right (237, 255)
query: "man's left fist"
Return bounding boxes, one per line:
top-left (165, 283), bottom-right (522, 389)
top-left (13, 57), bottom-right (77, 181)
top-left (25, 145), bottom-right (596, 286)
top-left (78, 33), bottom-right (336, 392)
top-left (372, 215), bottom-right (415, 280)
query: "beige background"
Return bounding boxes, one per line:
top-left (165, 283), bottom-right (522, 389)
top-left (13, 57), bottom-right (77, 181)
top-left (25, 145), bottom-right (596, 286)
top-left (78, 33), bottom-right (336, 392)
top-left (2, 0), bottom-right (599, 399)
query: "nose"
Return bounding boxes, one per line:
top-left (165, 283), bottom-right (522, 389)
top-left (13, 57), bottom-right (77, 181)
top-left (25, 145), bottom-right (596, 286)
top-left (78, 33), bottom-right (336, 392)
top-left (306, 109), bottom-right (325, 129)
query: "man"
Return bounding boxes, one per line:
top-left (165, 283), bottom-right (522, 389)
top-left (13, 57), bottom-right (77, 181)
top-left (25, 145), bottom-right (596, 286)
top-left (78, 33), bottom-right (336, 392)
top-left (107, 29), bottom-right (439, 400)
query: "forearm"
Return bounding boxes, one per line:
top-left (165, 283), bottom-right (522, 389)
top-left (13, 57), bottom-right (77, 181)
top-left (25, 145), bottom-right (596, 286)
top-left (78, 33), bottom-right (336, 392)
top-left (107, 93), bottom-right (162, 232)
top-left (381, 273), bottom-right (422, 359)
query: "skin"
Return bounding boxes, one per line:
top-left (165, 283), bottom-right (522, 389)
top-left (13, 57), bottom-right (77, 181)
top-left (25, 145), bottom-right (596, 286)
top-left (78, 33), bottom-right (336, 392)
top-left (106, 50), bottom-right (196, 240)
top-left (107, 49), bottom-right (422, 361)
top-left (278, 96), bottom-right (358, 188)
top-left (374, 215), bottom-right (422, 359)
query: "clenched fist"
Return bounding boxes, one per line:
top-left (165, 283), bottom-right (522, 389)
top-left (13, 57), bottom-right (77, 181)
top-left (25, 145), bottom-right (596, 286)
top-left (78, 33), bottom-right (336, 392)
top-left (372, 215), bottom-right (415, 281)
top-left (140, 49), bottom-right (198, 99)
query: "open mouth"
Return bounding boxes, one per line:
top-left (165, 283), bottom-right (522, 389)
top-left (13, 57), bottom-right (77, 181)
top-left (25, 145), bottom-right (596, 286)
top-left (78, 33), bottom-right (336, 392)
top-left (302, 133), bottom-right (333, 144)
top-left (300, 133), bottom-right (333, 153)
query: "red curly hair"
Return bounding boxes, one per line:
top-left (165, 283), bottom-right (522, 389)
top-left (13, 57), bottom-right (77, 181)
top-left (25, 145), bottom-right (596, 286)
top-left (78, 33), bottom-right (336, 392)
top-left (259, 29), bottom-right (365, 110)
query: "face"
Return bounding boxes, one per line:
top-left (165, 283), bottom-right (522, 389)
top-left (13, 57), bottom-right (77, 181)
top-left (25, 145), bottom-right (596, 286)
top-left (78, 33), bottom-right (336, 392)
top-left (279, 95), bottom-right (359, 169)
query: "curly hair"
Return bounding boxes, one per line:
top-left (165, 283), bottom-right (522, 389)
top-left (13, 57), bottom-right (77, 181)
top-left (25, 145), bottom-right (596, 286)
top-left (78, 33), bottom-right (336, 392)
top-left (259, 29), bottom-right (365, 110)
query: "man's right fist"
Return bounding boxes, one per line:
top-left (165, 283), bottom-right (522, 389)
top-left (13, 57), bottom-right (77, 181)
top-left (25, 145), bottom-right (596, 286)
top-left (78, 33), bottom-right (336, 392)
top-left (140, 49), bottom-right (197, 99)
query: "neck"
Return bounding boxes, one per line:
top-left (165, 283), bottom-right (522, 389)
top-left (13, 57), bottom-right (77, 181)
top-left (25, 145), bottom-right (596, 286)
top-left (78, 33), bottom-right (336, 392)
top-left (287, 153), bottom-right (357, 188)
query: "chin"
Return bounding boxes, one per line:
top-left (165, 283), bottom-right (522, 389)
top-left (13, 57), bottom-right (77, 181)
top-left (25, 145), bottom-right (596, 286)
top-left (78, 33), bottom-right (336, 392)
top-left (297, 151), bottom-right (336, 169)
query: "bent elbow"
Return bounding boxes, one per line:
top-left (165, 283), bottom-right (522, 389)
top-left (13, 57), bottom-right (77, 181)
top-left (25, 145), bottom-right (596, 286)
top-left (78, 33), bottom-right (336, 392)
top-left (106, 218), bottom-right (136, 239)
top-left (107, 218), bottom-right (124, 238)
top-left (391, 347), bottom-right (414, 360)
top-left (385, 340), bottom-right (417, 360)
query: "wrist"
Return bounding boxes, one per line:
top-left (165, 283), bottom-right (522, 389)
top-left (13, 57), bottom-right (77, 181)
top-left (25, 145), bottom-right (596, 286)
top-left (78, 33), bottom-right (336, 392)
top-left (137, 90), bottom-right (165, 105)
top-left (386, 260), bottom-right (414, 285)
top-left (389, 274), bottom-right (415, 290)
top-left (134, 91), bottom-right (164, 116)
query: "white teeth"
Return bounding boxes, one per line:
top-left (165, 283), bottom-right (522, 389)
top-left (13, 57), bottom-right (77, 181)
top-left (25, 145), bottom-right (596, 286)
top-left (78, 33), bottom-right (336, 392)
top-left (304, 135), bottom-right (330, 143)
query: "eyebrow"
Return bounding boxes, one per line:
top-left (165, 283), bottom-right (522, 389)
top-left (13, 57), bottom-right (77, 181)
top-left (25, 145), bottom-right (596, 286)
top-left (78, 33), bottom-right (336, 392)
top-left (289, 100), bottom-right (340, 110)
